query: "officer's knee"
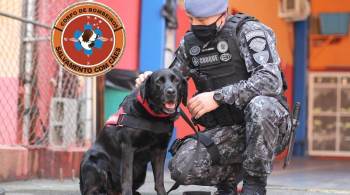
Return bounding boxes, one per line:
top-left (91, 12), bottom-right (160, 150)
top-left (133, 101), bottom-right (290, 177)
top-left (245, 96), bottom-right (277, 122)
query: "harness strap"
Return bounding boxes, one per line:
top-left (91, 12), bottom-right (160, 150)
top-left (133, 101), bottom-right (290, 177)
top-left (116, 113), bottom-right (173, 133)
top-left (179, 109), bottom-right (221, 165)
top-left (167, 109), bottom-right (222, 194)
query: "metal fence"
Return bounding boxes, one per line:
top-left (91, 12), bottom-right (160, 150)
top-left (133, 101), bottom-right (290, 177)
top-left (0, 0), bottom-right (96, 148)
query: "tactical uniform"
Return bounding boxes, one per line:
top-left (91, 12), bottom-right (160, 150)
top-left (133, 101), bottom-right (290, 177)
top-left (168, 13), bottom-right (292, 192)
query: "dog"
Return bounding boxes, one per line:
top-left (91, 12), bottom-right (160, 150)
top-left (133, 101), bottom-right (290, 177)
top-left (80, 69), bottom-right (187, 195)
top-left (79, 29), bottom-right (99, 50)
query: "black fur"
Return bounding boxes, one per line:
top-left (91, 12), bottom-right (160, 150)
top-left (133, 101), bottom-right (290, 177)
top-left (80, 69), bottom-right (187, 195)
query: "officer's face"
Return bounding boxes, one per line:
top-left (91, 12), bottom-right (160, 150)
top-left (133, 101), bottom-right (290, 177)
top-left (187, 12), bottom-right (226, 26)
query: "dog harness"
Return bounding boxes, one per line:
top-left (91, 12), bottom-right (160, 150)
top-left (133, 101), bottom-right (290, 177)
top-left (105, 91), bottom-right (176, 134)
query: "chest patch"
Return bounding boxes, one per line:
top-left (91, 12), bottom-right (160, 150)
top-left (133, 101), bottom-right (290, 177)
top-left (217, 40), bottom-right (229, 53)
top-left (192, 53), bottom-right (220, 67)
top-left (220, 53), bottom-right (232, 62)
top-left (189, 46), bottom-right (201, 56)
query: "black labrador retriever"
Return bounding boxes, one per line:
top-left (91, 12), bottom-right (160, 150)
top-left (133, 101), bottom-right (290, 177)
top-left (80, 69), bottom-right (187, 195)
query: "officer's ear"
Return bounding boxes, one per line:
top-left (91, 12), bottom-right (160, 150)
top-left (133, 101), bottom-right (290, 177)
top-left (140, 75), bottom-right (152, 102)
top-left (181, 76), bottom-right (188, 106)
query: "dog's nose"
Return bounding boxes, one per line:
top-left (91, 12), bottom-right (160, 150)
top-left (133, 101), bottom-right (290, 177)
top-left (166, 88), bottom-right (175, 95)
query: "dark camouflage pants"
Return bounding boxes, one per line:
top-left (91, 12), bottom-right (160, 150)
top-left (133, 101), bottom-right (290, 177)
top-left (168, 96), bottom-right (291, 186)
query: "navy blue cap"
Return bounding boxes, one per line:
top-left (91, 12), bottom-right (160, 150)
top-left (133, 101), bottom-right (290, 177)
top-left (184, 0), bottom-right (228, 18)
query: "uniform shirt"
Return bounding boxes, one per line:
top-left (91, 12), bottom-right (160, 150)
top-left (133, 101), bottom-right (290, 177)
top-left (170, 20), bottom-right (283, 110)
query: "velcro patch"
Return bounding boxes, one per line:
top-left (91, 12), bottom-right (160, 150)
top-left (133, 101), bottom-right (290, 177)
top-left (245, 30), bottom-right (272, 66)
top-left (245, 30), bottom-right (265, 42)
top-left (192, 53), bottom-right (220, 67)
top-left (249, 38), bottom-right (266, 53)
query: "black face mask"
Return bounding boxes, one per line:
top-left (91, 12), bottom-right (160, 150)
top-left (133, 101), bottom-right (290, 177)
top-left (191, 13), bottom-right (225, 43)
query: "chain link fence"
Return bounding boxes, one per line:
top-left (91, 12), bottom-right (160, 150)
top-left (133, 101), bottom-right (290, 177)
top-left (0, 0), bottom-right (96, 148)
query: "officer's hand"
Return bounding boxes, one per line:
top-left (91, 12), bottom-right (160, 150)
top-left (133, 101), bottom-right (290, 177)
top-left (135, 71), bottom-right (153, 88)
top-left (188, 91), bottom-right (219, 119)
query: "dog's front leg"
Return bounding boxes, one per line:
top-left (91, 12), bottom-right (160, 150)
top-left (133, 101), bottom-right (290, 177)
top-left (151, 147), bottom-right (167, 195)
top-left (121, 142), bottom-right (135, 195)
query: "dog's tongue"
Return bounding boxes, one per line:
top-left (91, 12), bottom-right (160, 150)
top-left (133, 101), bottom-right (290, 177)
top-left (165, 102), bottom-right (176, 109)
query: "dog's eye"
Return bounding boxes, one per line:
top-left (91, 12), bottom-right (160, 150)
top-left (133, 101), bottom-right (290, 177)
top-left (171, 75), bottom-right (179, 83)
top-left (156, 77), bottom-right (165, 85)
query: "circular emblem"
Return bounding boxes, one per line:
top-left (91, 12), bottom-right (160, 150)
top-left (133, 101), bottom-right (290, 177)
top-left (192, 57), bottom-right (200, 67)
top-left (189, 46), bottom-right (201, 56)
top-left (249, 38), bottom-right (266, 53)
top-left (220, 53), bottom-right (232, 62)
top-left (217, 41), bottom-right (229, 53)
top-left (51, 2), bottom-right (126, 77)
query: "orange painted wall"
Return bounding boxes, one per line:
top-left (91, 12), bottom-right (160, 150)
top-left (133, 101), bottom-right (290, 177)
top-left (231, 0), bottom-right (294, 66)
top-left (309, 0), bottom-right (350, 70)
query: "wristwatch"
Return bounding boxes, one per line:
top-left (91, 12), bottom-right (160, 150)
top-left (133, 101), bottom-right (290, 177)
top-left (213, 90), bottom-right (224, 105)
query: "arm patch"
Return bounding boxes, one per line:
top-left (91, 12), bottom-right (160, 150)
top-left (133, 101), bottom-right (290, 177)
top-left (245, 30), bottom-right (273, 66)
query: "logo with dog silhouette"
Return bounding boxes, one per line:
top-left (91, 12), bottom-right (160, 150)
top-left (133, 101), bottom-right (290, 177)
top-left (51, 2), bottom-right (126, 77)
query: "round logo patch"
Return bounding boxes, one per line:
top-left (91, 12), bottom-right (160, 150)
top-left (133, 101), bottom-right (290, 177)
top-left (217, 41), bottom-right (229, 53)
top-left (51, 2), bottom-right (126, 77)
top-left (189, 46), bottom-right (201, 56)
top-left (220, 53), bottom-right (232, 62)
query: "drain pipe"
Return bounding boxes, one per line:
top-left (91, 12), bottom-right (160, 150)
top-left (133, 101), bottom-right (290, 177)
top-left (22, 0), bottom-right (36, 145)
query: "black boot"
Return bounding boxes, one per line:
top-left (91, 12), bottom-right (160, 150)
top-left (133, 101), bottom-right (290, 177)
top-left (241, 175), bottom-right (267, 195)
top-left (214, 182), bottom-right (237, 195)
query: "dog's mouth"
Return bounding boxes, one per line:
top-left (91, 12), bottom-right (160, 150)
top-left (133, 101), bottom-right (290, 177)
top-left (162, 100), bottom-right (177, 114)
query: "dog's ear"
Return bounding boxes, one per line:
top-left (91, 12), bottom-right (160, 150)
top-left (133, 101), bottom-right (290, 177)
top-left (140, 75), bottom-right (152, 102)
top-left (180, 76), bottom-right (188, 106)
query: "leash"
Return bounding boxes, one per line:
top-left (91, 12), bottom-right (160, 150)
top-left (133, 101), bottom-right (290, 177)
top-left (167, 108), bottom-right (200, 194)
top-left (179, 108), bottom-right (200, 134)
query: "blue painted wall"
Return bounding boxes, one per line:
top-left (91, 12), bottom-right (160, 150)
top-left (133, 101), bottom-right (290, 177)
top-left (293, 21), bottom-right (309, 156)
top-left (139, 0), bottom-right (166, 72)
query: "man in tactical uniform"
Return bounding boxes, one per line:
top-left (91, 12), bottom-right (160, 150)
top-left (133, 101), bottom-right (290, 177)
top-left (136, 0), bottom-right (291, 194)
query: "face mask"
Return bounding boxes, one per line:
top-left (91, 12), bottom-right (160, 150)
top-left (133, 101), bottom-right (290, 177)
top-left (191, 13), bottom-right (225, 43)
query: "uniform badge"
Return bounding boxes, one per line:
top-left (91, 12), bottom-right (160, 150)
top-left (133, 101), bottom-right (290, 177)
top-left (245, 30), bottom-right (265, 42)
top-left (220, 53), bottom-right (232, 62)
top-left (217, 41), bottom-right (229, 53)
top-left (189, 46), bottom-right (201, 56)
top-left (253, 50), bottom-right (270, 65)
top-left (192, 57), bottom-right (200, 66)
top-left (249, 38), bottom-right (266, 53)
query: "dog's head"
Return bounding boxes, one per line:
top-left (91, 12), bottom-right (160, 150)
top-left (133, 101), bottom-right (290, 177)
top-left (80, 153), bottom-right (111, 195)
top-left (140, 69), bottom-right (187, 115)
top-left (79, 29), bottom-right (99, 50)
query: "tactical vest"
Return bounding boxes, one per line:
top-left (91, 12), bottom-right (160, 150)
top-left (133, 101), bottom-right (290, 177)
top-left (183, 13), bottom-right (260, 128)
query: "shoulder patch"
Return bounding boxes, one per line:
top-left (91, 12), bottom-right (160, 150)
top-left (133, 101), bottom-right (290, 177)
top-left (244, 30), bottom-right (273, 66)
top-left (253, 50), bottom-right (270, 65)
top-left (245, 30), bottom-right (265, 42)
top-left (249, 38), bottom-right (266, 53)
